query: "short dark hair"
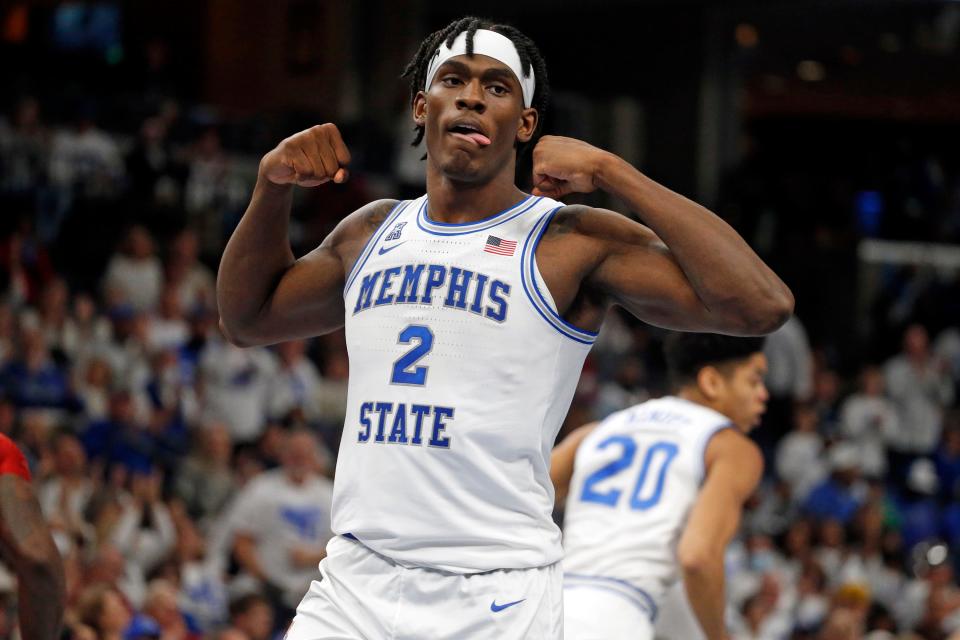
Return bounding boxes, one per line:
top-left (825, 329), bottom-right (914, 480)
top-left (400, 16), bottom-right (549, 153)
top-left (228, 593), bottom-right (269, 619)
top-left (663, 332), bottom-right (765, 388)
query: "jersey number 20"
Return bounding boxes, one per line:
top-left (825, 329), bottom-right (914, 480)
top-left (580, 436), bottom-right (678, 510)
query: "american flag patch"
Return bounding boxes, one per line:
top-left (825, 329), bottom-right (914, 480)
top-left (484, 235), bottom-right (517, 256)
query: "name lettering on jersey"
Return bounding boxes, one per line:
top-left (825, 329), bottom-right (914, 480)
top-left (353, 263), bottom-right (510, 323)
top-left (357, 401), bottom-right (455, 449)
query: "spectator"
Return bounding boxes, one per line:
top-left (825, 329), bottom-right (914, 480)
top-left (776, 403), bottom-right (827, 500)
top-left (199, 336), bottom-right (277, 443)
top-left (229, 429), bottom-right (334, 613)
top-left (884, 324), bottom-right (954, 465)
top-left (165, 229), bottom-right (215, 314)
top-left (139, 578), bottom-right (200, 640)
top-left (803, 443), bottom-right (866, 525)
top-left (227, 593), bottom-right (273, 640)
top-left (0, 96), bottom-right (50, 214)
top-left (763, 315), bottom-right (815, 440)
top-left (839, 366), bottom-right (897, 479)
top-left (893, 459), bottom-right (942, 551)
top-left (111, 470), bottom-right (176, 576)
top-left (47, 103), bottom-right (124, 202)
top-left (267, 340), bottom-right (322, 424)
top-left (75, 583), bottom-right (133, 640)
top-left (148, 287), bottom-right (189, 352)
top-left (39, 430), bottom-right (94, 551)
top-left (0, 322), bottom-right (76, 411)
top-left (173, 423), bottom-right (236, 526)
top-left (102, 226), bottom-right (164, 313)
top-left (74, 356), bottom-right (113, 422)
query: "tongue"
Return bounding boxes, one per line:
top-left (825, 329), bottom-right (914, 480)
top-left (465, 131), bottom-right (491, 146)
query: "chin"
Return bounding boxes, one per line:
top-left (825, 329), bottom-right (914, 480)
top-left (439, 153), bottom-right (483, 182)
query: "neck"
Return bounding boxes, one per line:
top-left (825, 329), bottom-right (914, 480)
top-left (424, 159), bottom-right (525, 224)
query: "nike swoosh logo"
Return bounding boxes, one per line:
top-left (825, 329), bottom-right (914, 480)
top-left (490, 599), bottom-right (526, 612)
top-left (378, 242), bottom-right (406, 255)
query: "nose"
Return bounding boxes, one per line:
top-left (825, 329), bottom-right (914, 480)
top-left (455, 80), bottom-right (486, 113)
top-left (759, 384), bottom-right (769, 403)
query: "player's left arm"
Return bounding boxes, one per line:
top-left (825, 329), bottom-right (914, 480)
top-left (0, 474), bottom-right (66, 640)
top-left (675, 429), bottom-right (763, 640)
top-left (532, 136), bottom-right (794, 336)
top-left (549, 422), bottom-right (598, 504)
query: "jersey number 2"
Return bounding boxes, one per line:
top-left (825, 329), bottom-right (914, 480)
top-left (390, 325), bottom-right (434, 385)
top-left (580, 436), bottom-right (678, 510)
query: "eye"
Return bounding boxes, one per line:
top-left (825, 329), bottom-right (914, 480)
top-left (488, 84), bottom-right (509, 96)
top-left (440, 76), bottom-right (462, 86)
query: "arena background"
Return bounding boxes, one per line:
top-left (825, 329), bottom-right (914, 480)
top-left (2, 1), bottom-right (960, 638)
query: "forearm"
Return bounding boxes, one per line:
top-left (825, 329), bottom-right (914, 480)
top-left (18, 558), bottom-right (66, 640)
top-left (234, 536), bottom-right (268, 582)
top-left (682, 558), bottom-right (728, 640)
top-left (596, 154), bottom-right (793, 334)
top-left (217, 175), bottom-right (296, 343)
top-left (0, 477), bottom-right (65, 640)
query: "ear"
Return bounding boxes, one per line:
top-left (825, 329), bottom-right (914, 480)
top-left (696, 366), bottom-right (725, 401)
top-left (516, 107), bottom-right (539, 144)
top-left (412, 91), bottom-right (428, 127)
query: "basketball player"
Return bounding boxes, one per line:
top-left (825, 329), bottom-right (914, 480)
top-left (552, 333), bottom-right (768, 640)
top-left (0, 432), bottom-right (66, 640)
top-left (217, 16), bottom-right (792, 638)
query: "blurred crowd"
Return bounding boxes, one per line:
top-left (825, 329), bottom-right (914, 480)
top-left (2, 90), bottom-right (960, 640)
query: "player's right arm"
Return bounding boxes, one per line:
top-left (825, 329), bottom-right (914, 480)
top-left (217, 124), bottom-right (396, 347)
top-left (549, 422), bottom-right (598, 504)
top-left (676, 429), bottom-right (763, 640)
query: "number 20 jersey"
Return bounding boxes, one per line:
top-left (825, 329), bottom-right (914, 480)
top-left (334, 194), bottom-right (595, 574)
top-left (562, 396), bottom-right (733, 612)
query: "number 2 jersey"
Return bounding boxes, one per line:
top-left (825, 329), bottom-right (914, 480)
top-left (334, 194), bottom-right (596, 573)
top-left (562, 396), bottom-right (733, 617)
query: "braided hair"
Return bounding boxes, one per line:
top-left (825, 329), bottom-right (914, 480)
top-left (400, 16), bottom-right (550, 153)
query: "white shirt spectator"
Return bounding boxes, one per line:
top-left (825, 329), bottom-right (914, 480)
top-left (764, 315), bottom-right (814, 401)
top-left (103, 253), bottom-right (164, 313)
top-left (776, 421), bottom-right (826, 500)
top-left (200, 340), bottom-right (278, 442)
top-left (229, 468), bottom-right (334, 607)
top-left (884, 356), bottom-right (954, 455)
top-left (839, 395), bottom-right (896, 478)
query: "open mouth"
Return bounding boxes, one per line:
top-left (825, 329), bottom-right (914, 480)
top-left (448, 122), bottom-right (491, 147)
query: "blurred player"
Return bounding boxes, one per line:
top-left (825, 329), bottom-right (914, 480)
top-left (0, 432), bottom-right (66, 640)
top-left (553, 333), bottom-right (768, 640)
top-left (218, 15), bottom-right (791, 639)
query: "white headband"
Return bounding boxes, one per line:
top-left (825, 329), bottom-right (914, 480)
top-left (424, 29), bottom-right (536, 108)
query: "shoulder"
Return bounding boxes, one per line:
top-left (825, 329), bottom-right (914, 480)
top-left (544, 204), bottom-right (658, 245)
top-left (705, 429), bottom-right (763, 485)
top-left (0, 434), bottom-right (29, 482)
top-left (326, 199), bottom-right (401, 245)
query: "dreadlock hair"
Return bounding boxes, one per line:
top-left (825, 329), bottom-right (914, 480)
top-left (400, 16), bottom-right (550, 154)
top-left (663, 332), bottom-right (766, 390)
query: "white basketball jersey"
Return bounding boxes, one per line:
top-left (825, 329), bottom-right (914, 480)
top-left (333, 194), bottom-right (596, 573)
top-left (562, 396), bottom-right (733, 617)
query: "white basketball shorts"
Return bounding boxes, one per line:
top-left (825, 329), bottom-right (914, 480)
top-left (285, 535), bottom-right (562, 639)
top-left (564, 576), bottom-right (656, 640)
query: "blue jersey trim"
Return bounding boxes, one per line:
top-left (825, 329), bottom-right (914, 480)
top-left (344, 200), bottom-right (411, 296)
top-left (519, 207), bottom-right (598, 344)
top-left (564, 573), bottom-right (658, 620)
top-left (415, 196), bottom-right (541, 236)
top-left (697, 423), bottom-right (735, 485)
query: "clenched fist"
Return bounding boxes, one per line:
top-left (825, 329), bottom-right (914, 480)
top-left (531, 135), bottom-right (611, 199)
top-left (260, 123), bottom-right (352, 188)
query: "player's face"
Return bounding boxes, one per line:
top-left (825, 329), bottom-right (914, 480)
top-left (716, 353), bottom-right (769, 432)
top-left (414, 54), bottom-right (537, 183)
